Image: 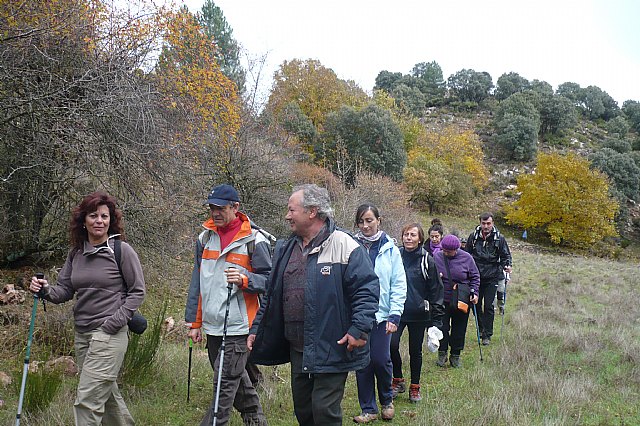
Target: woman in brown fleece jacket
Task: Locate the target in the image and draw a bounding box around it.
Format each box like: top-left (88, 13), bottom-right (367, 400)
top-left (30, 191), bottom-right (145, 426)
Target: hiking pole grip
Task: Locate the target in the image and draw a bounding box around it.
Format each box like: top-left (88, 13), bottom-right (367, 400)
top-left (35, 272), bottom-right (44, 290)
top-left (34, 273), bottom-right (47, 311)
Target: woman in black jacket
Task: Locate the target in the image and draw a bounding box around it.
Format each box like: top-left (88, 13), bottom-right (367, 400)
top-left (390, 222), bottom-right (444, 403)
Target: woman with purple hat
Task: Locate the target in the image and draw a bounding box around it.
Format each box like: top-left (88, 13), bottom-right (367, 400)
top-left (433, 234), bottom-right (480, 368)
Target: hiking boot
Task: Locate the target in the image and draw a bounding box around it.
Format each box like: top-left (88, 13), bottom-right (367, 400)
top-left (450, 354), bottom-right (461, 368)
top-left (391, 378), bottom-right (405, 398)
top-left (353, 412), bottom-right (378, 423)
top-left (409, 384), bottom-right (422, 402)
top-left (436, 351), bottom-right (448, 367)
top-left (381, 403), bottom-right (394, 420)
top-left (481, 337), bottom-right (491, 346)
top-left (242, 413), bottom-right (267, 426)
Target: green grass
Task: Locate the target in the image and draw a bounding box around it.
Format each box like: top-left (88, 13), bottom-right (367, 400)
top-left (12, 367), bottom-right (63, 416)
top-left (121, 302), bottom-right (167, 388)
top-left (1, 249), bottom-right (638, 425)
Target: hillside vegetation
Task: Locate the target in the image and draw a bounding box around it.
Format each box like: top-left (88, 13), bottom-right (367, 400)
top-left (2, 0), bottom-right (640, 270)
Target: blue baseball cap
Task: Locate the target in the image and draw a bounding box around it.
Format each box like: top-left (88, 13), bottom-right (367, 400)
top-left (204, 184), bottom-right (240, 206)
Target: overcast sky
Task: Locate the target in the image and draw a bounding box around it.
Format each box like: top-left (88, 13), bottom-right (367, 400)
top-left (180, 0), bottom-right (639, 106)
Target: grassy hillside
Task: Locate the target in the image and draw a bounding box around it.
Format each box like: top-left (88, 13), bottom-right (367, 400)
top-left (1, 246), bottom-right (638, 425)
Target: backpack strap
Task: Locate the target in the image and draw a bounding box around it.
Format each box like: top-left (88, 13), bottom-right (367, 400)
top-left (199, 230), bottom-right (212, 259)
top-left (250, 223), bottom-right (276, 257)
top-left (443, 255), bottom-right (454, 289)
top-left (199, 229), bottom-right (211, 247)
top-left (247, 239), bottom-right (255, 258)
top-left (114, 238), bottom-right (127, 293)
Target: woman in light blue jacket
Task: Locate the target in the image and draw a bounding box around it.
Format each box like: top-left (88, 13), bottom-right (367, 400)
top-left (352, 204), bottom-right (407, 424)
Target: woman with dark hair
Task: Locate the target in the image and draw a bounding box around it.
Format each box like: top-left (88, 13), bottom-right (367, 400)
top-left (426, 221), bottom-right (444, 256)
top-left (390, 222), bottom-right (444, 403)
top-left (352, 204), bottom-right (406, 423)
top-left (30, 191), bottom-right (145, 426)
top-left (433, 234), bottom-right (480, 368)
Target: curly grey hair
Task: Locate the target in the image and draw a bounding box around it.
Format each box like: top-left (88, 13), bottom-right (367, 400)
top-left (292, 184), bottom-right (334, 220)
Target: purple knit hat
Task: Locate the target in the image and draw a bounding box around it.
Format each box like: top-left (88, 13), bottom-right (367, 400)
top-left (441, 234), bottom-right (461, 251)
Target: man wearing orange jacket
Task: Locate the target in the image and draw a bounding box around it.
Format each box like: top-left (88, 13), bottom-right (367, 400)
top-left (185, 184), bottom-right (270, 426)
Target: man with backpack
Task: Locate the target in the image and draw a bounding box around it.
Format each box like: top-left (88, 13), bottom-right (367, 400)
top-left (185, 184), bottom-right (270, 426)
top-left (465, 213), bottom-right (512, 346)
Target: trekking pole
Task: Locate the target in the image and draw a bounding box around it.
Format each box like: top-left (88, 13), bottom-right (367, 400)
top-left (471, 303), bottom-right (483, 362)
top-left (187, 338), bottom-right (193, 403)
top-left (16, 273), bottom-right (44, 426)
top-left (212, 281), bottom-right (234, 426)
top-left (500, 272), bottom-right (510, 341)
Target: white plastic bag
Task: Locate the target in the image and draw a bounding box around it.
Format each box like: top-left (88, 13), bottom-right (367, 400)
top-left (426, 326), bottom-right (443, 353)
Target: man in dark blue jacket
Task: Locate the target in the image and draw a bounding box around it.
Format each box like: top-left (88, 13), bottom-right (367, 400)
top-left (465, 212), bottom-right (512, 346)
top-left (248, 184), bottom-right (379, 425)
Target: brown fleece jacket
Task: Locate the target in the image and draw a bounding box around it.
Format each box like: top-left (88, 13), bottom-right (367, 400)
top-left (43, 236), bottom-right (145, 334)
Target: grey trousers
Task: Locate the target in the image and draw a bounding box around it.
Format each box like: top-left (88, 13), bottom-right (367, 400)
top-left (201, 334), bottom-right (266, 426)
top-left (290, 349), bottom-right (348, 426)
top-left (74, 327), bottom-right (134, 426)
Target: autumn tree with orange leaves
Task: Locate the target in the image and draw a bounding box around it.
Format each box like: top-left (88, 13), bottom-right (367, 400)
top-left (0, 0), bottom-right (172, 261)
top-left (0, 0), bottom-right (247, 263)
top-left (156, 8), bottom-right (239, 139)
top-left (267, 59), bottom-right (368, 131)
top-left (264, 59), bottom-right (369, 162)
top-left (506, 152), bottom-right (618, 247)
top-left (404, 126), bottom-right (489, 213)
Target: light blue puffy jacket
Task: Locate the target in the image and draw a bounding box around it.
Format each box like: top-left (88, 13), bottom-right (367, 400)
top-left (371, 234), bottom-right (407, 324)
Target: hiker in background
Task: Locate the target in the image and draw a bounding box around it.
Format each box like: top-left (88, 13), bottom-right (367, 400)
top-left (426, 219), bottom-right (445, 256)
top-left (30, 191), bottom-right (144, 426)
top-left (464, 212), bottom-right (512, 346)
top-left (352, 204), bottom-right (406, 423)
top-left (434, 234), bottom-right (479, 368)
top-left (185, 184), bottom-right (269, 426)
top-left (390, 222), bottom-right (445, 402)
top-left (248, 184), bottom-right (379, 426)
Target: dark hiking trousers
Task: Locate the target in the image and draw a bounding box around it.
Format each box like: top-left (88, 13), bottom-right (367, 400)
top-left (356, 321), bottom-right (393, 413)
top-left (439, 302), bottom-right (470, 356)
top-left (201, 334), bottom-right (266, 426)
top-left (390, 321), bottom-right (426, 384)
top-left (477, 279), bottom-right (499, 339)
top-left (290, 349), bottom-right (348, 426)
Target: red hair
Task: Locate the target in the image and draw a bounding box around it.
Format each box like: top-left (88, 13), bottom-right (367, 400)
top-left (70, 191), bottom-right (124, 249)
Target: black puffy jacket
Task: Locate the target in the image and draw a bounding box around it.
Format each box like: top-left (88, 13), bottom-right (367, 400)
top-left (465, 226), bottom-right (512, 281)
top-left (399, 247), bottom-right (444, 329)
